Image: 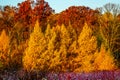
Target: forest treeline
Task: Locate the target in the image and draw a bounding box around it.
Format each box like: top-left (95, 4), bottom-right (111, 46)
top-left (0, 0), bottom-right (120, 73)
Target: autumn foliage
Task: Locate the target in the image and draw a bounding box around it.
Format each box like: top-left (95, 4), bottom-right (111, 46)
top-left (0, 0), bottom-right (120, 75)
top-left (0, 30), bottom-right (10, 69)
top-left (23, 21), bottom-right (116, 72)
top-left (94, 44), bottom-right (116, 70)
top-left (47, 6), bottom-right (99, 32)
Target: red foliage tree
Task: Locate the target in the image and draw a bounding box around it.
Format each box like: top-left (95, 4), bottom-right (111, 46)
top-left (56, 6), bottom-right (99, 32)
top-left (33, 0), bottom-right (54, 29)
top-left (0, 5), bottom-right (15, 32)
top-left (14, 0), bottom-right (33, 26)
top-left (14, 0), bottom-right (54, 31)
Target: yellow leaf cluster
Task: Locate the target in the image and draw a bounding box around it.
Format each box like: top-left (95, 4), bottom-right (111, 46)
top-left (94, 44), bottom-right (116, 71)
top-left (0, 30), bottom-right (9, 52)
top-left (23, 20), bottom-right (47, 71)
top-left (0, 30), bottom-right (10, 69)
top-left (73, 23), bottom-right (97, 72)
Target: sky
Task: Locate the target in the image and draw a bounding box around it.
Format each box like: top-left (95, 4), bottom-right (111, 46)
top-left (0, 0), bottom-right (120, 13)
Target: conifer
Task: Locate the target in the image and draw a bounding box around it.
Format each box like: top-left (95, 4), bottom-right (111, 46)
top-left (23, 20), bottom-right (47, 71)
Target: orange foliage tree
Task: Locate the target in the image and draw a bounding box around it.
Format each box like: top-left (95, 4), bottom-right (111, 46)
top-left (0, 5), bottom-right (15, 32)
top-left (33, 0), bottom-right (54, 31)
top-left (14, 0), bottom-right (32, 26)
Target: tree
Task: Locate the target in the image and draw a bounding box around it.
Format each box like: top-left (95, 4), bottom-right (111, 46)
top-left (0, 28), bottom-right (25, 70)
top-left (23, 20), bottom-right (47, 71)
top-left (56, 6), bottom-right (99, 33)
top-left (73, 23), bottom-right (97, 72)
top-left (0, 30), bottom-right (10, 69)
top-left (0, 5), bottom-right (15, 32)
top-left (94, 44), bottom-right (116, 70)
top-left (33, 0), bottom-right (54, 30)
top-left (45, 24), bottom-right (72, 72)
top-left (67, 24), bottom-right (78, 71)
top-left (97, 3), bottom-right (120, 17)
top-left (46, 26), bottom-right (61, 72)
top-left (8, 22), bottom-right (26, 70)
top-left (97, 3), bottom-right (120, 66)
top-left (14, 0), bottom-right (32, 25)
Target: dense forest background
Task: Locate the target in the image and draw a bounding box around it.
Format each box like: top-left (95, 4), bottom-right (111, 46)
top-left (0, 0), bottom-right (120, 73)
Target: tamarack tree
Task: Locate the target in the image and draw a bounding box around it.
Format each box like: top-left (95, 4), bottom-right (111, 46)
top-left (71, 23), bottom-right (97, 72)
top-left (23, 21), bottom-right (116, 72)
top-left (23, 20), bottom-right (47, 71)
top-left (94, 44), bottom-right (116, 71)
top-left (0, 29), bottom-right (25, 70)
top-left (0, 30), bottom-right (10, 69)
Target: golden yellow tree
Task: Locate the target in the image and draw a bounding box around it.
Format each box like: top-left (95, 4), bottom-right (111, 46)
top-left (67, 23), bottom-right (77, 41)
top-left (94, 44), bottom-right (117, 70)
top-left (45, 24), bottom-right (74, 72)
top-left (48, 24), bottom-right (72, 72)
top-left (74, 23), bottom-right (97, 72)
top-left (66, 23), bottom-right (79, 72)
top-left (43, 25), bottom-right (60, 72)
top-left (0, 29), bottom-right (10, 69)
top-left (0, 30), bottom-right (9, 51)
top-left (23, 20), bottom-right (47, 71)
top-left (48, 27), bottom-right (61, 72)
